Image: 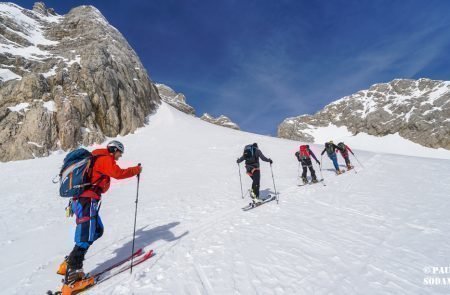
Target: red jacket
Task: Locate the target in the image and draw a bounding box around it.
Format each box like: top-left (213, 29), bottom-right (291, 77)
top-left (80, 148), bottom-right (140, 200)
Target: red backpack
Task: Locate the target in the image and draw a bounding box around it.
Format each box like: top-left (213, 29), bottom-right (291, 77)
top-left (299, 145), bottom-right (310, 158)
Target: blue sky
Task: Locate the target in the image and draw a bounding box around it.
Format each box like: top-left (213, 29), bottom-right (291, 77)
top-left (17, 0), bottom-right (450, 134)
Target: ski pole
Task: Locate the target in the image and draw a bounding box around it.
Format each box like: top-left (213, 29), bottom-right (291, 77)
top-left (319, 155), bottom-right (324, 180)
top-left (317, 156), bottom-right (327, 186)
top-left (238, 163), bottom-right (244, 199)
top-left (297, 162), bottom-right (300, 179)
top-left (130, 163), bottom-right (141, 274)
top-left (352, 153), bottom-right (364, 168)
top-left (270, 163), bottom-right (279, 204)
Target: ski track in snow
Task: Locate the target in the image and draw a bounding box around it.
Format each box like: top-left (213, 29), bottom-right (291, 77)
top-left (0, 102), bottom-right (450, 294)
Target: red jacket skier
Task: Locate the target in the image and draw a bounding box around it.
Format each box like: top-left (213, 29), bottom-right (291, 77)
top-left (337, 142), bottom-right (354, 169)
top-left (58, 140), bottom-right (141, 291)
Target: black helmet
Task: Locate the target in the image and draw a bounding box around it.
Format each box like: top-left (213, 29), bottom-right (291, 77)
top-left (252, 142), bottom-right (258, 148)
top-left (107, 140), bottom-right (124, 153)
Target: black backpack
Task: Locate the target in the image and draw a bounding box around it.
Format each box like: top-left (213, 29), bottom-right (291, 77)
top-left (337, 142), bottom-right (346, 152)
top-left (325, 142), bottom-right (334, 154)
top-left (243, 144), bottom-right (256, 161)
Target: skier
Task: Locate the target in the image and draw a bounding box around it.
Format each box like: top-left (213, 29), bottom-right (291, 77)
top-left (57, 141), bottom-right (142, 291)
top-left (237, 143), bottom-right (272, 202)
top-left (337, 142), bottom-right (354, 170)
top-left (321, 140), bottom-right (343, 174)
top-left (295, 144), bottom-right (320, 184)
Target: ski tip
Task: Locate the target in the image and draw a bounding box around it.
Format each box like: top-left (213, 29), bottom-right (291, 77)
top-left (145, 249), bottom-right (155, 258)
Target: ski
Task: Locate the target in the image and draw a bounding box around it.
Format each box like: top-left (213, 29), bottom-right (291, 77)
top-left (95, 250), bottom-right (154, 284)
top-left (242, 195), bottom-right (276, 211)
top-left (91, 247), bottom-right (144, 277)
top-left (47, 248), bottom-right (152, 295)
top-left (298, 179), bottom-right (325, 186)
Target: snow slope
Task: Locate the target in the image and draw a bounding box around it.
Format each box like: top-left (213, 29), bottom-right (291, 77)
top-left (304, 124), bottom-right (450, 160)
top-left (0, 103), bottom-right (449, 294)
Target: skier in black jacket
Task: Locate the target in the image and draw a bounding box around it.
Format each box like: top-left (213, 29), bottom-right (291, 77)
top-left (295, 145), bottom-right (320, 184)
top-left (237, 143), bottom-right (272, 202)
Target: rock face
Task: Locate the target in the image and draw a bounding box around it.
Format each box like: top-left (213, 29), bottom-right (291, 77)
top-left (0, 2), bottom-right (160, 161)
top-left (155, 83), bottom-right (240, 130)
top-left (155, 83), bottom-right (195, 115)
top-left (278, 78), bottom-right (450, 150)
top-left (201, 113), bottom-right (240, 130)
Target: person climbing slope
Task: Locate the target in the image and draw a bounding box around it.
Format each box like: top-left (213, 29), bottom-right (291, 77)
top-left (237, 143), bottom-right (273, 203)
top-left (57, 140), bottom-right (142, 293)
top-left (337, 142), bottom-right (354, 170)
top-left (321, 140), bottom-right (343, 174)
top-left (295, 144), bottom-right (320, 184)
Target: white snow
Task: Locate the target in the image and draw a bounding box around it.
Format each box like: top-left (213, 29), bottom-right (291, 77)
top-left (65, 55), bottom-right (81, 67)
top-left (0, 3), bottom-right (60, 60)
top-left (42, 65), bottom-right (57, 78)
top-left (43, 100), bottom-right (56, 112)
top-left (0, 102), bottom-right (449, 295)
top-left (27, 141), bottom-right (43, 148)
top-left (0, 68), bottom-right (21, 82)
top-left (303, 123), bottom-right (450, 159)
top-left (7, 102), bottom-right (30, 112)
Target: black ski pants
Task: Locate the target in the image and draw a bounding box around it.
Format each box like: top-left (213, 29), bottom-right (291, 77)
top-left (246, 167), bottom-right (261, 198)
top-left (301, 158), bottom-right (317, 180)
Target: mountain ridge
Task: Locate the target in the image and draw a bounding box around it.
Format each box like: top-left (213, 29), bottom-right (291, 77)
top-left (278, 78), bottom-right (450, 150)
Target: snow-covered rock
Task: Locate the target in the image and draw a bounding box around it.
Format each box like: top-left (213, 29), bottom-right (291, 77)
top-left (156, 82), bottom-right (240, 130)
top-left (278, 78), bottom-right (450, 150)
top-left (0, 2), bottom-right (160, 161)
top-left (201, 113), bottom-right (240, 130)
top-left (155, 83), bottom-right (195, 115)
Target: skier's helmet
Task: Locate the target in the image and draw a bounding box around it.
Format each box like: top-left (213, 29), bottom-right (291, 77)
top-left (253, 142), bottom-right (258, 148)
top-left (107, 140), bottom-right (125, 154)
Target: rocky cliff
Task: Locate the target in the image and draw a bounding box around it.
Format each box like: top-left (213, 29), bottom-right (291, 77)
top-left (155, 83), bottom-right (195, 115)
top-left (155, 83), bottom-right (240, 130)
top-left (278, 78), bottom-right (450, 150)
top-left (200, 113), bottom-right (240, 130)
top-left (0, 2), bottom-right (160, 161)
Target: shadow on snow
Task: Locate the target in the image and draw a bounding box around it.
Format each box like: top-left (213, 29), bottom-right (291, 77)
top-left (90, 221), bottom-right (188, 274)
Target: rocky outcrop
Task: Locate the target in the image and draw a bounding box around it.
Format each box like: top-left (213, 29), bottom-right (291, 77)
top-left (155, 83), bottom-right (195, 115)
top-left (278, 78), bottom-right (450, 150)
top-left (0, 2), bottom-right (160, 161)
top-left (155, 83), bottom-right (240, 130)
top-left (201, 113), bottom-right (240, 130)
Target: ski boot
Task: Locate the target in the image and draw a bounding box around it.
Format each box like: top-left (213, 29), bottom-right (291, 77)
top-left (250, 190), bottom-right (261, 204)
top-left (57, 257), bottom-right (68, 276)
top-left (311, 178), bottom-right (318, 184)
top-left (347, 165), bottom-right (353, 170)
top-left (61, 277), bottom-right (94, 295)
top-left (336, 169), bottom-right (342, 175)
top-left (302, 177), bottom-right (308, 185)
top-left (61, 268), bottom-right (93, 295)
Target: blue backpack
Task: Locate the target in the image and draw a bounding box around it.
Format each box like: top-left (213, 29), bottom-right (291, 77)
top-left (59, 148), bottom-right (96, 198)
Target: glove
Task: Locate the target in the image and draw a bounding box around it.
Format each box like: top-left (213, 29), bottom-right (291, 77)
top-left (236, 158), bottom-right (240, 164)
top-left (316, 160), bottom-right (320, 165)
top-left (269, 159), bottom-right (273, 164)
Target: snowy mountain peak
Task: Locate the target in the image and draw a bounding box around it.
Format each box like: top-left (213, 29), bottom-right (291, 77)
top-left (155, 83), bottom-right (196, 115)
top-left (32, 2), bottom-right (57, 16)
top-left (0, 2), bottom-right (160, 161)
top-left (155, 83), bottom-right (240, 130)
top-left (201, 113), bottom-right (240, 130)
top-left (278, 78), bottom-right (450, 155)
